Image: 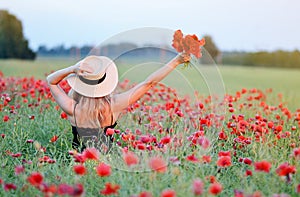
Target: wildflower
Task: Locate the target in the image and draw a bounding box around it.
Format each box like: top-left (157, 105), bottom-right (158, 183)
top-left (83, 147), bottom-right (99, 160)
top-left (96, 163), bottom-right (111, 177)
top-left (26, 139), bottom-right (34, 143)
top-left (292, 147), bottom-right (300, 159)
top-left (160, 136), bottom-right (171, 144)
top-left (234, 190), bottom-right (244, 197)
top-left (11, 152), bottom-right (22, 158)
top-left (100, 182), bottom-right (120, 195)
top-left (149, 156), bottom-right (167, 173)
top-left (198, 136), bottom-right (210, 149)
top-left (50, 135), bottom-right (59, 143)
top-left (27, 172), bottom-right (43, 186)
top-left (186, 154), bottom-right (199, 163)
top-left (73, 183), bottom-right (84, 196)
top-left (209, 182), bottom-right (223, 195)
top-left (4, 183), bottom-right (17, 191)
top-left (60, 112), bottom-right (68, 119)
top-left (139, 191), bottom-right (153, 197)
top-left (254, 160), bottom-right (272, 173)
top-left (192, 178), bottom-right (204, 196)
top-left (243, 158), bottom-right (252, 165)
top-left (202, 155), bottom-right (212, 163)
top-left (73, 165), bottom-right (87, 175)
top-left (217, 156), bottom-right (232, 168)
top-left (14, 165), bottom-right (25, 175)
top-left (123, 151), bottom-right (139, 166)
top-left (161, 188), bottom-right (176, 197)
top-left (3, 115), bottom-right (9, 122)
top-left (245, 169), bottom-right (253, 176)
top-left (276, 162), bottom-right (296, 177)
top-left (218, 151), bottom-right (231, 157)
top-left (73, 153), bottom-right (86, 163)
top-left (296, 184), bottom-right (300, 193)
top-left (57, 183), bottom-right (74, 195)
top-left (172, 30), bottom-right (184, 52)
top-left (106, 128), bottom-right (115, 135)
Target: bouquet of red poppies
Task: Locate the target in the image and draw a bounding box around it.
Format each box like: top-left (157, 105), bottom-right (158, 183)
top-left (172, 30), bottom-right (205, 68)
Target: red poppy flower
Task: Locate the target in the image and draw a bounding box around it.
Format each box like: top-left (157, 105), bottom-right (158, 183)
top-left (296, 184), bottom-right (300, 193)
top-left (73, 153), bottom-right (87, 163)
top-left (243, 158), bottom-right (252, 165)
top-left (161, 188), bottom-right (176, 197)
top-left (3, 115), bottom-right (9, 122)
top-left (11, 152), bottom-right (22, 158)
top-left (202, 155), bottom-right (212, 163)
top-left (186, 154), bottom-right (199, 163)
top-left (27, 172), bottom-right (43, 186)
top-left (50, 135), bottom-right (59, 143)
top-left (100, 182), bottom-right (120, 196)
top-left (245, 169), bottom-right (253, 176)
top-left (73, 165), bottom-right (87, 175)
top-left (254, 160), bottom-right (272, 173)
top-left (60, 112), bottom-right (68, 119)
top-left (218, 151), bottom-right (231, 157)
top-left (106, 128), bottom-right (115, 135)
top-left (149, 156), bottom-right (167, 173)
top-left (276, 162), bottom-right (296, 176)
top-left (209, 182), bottom-right (223, 195)
top-left (172, 30), bottom-right (184, 53)
top-left (217, 156), bottom-right (232, 168)
top-left (96, 162), bottom-right (111, 177)
top-left (83, 147), bottom-right (99, 160)
top-left (160, 136), bottom-right (171, 144)
top-left (192, 178), bottom-right (204, 196)
top-left (123, 151), bottom-right (139, 166)
top-left (57, 183), bottom-right (74, 195)
top-left (4, 183), bottom-right (17, 191)
top-left (73, 183), bottom-right (84, 196)
top-left (293, 147), bottom-right (300, 159)
top-left (139, 191), bottom-right (153, 197)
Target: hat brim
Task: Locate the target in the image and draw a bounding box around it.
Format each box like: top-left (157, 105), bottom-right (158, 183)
top-left (66, 61), bottom-right (118, 97)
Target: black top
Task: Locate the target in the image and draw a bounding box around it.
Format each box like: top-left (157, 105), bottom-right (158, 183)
top-left (71, 103), bottom-right (117, 152)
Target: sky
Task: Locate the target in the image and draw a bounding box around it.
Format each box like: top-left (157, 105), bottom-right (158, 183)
top-left (1, 0), bottom-right (300, 51)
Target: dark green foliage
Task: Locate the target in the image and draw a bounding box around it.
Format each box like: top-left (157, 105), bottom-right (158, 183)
top-left (222, 50), bottom-right (300, 68)
top-left (201, 35), bottom-right (221, 64)
top-left (0, 10), bottom-right (36, 59)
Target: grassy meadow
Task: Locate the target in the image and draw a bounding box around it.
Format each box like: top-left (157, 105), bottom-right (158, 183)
top-left (1, 57), bottom-right (300, 110)
top-left (1, 57), bottom-right (300, 196)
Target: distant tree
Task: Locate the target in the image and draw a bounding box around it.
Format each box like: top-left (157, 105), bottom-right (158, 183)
top-left (0, 10), bottom-right (35, 59)
top-left (201, 35), bottom-right (220, 64)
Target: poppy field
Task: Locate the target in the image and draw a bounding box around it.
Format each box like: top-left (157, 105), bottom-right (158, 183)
top-left (0, 64), bottom-right (300, 197)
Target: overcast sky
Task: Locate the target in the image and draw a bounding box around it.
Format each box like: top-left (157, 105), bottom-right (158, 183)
top-left (1, 0), bottom-right (299, 51)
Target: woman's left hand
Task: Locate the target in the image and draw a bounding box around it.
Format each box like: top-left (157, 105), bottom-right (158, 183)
top-left (176, 53), bottom-right (191, 64)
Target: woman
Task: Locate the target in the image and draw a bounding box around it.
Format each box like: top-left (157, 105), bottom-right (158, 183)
top-left (47, 53), bottom-right (190, 153)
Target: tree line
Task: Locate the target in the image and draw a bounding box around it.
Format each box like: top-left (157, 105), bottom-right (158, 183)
top-left (222, 50), bottom-right (300, 68)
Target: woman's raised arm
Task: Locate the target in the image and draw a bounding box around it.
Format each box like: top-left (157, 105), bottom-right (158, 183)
top-left (46, 65), bottom-right (78, 115)
top-left (112, 53), bottom-right (190, 112)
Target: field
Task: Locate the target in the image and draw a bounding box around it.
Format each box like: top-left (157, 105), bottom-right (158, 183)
top-left (1, 58), bottom-right (300, 196)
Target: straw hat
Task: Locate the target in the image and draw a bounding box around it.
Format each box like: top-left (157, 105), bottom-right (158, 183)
top-left (66, 56), bottom-right (118, 97)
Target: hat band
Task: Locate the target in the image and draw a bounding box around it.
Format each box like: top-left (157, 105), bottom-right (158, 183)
top-left (79, 73), bottom-right (106, 85)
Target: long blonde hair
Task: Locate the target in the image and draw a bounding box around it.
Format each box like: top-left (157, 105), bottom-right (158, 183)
top-left (68, 89), bottom-right (112, 127)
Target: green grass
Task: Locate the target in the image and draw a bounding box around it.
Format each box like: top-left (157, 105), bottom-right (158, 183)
top-left (1, 57), bottom-right (300, 196)
top-left (1, 57), bottom-right (299, 110)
